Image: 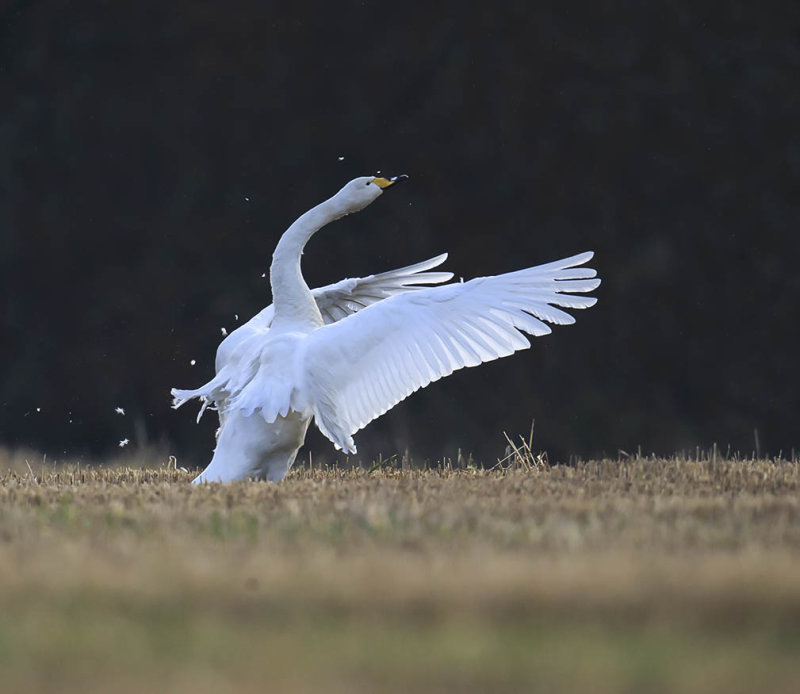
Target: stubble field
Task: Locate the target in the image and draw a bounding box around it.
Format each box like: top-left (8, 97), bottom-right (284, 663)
top-left (1, 449), bottom-right (799, 693)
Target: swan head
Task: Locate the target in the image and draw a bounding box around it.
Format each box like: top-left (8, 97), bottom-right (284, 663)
top-left (333, 175), bottom-right (408, 215)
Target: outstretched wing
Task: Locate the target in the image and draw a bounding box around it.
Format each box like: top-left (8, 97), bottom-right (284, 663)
top-left (301, 252), bottom-right (600, 453)
top-left (314, 253), bottom-right (453, 323)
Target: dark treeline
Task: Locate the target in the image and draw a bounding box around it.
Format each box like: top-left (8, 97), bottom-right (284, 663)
top-left (1, 2), bottom-right (798, 465)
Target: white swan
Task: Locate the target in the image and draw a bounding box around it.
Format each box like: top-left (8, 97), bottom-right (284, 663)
top-left (172, 175), bottom-right (601, 483)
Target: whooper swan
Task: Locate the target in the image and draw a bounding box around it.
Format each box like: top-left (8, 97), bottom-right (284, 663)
top-left (172, 176), bottom-right (600, 483)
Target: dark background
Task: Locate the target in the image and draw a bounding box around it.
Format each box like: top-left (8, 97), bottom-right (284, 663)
top-left (2, 1), bottom-right (798, 467)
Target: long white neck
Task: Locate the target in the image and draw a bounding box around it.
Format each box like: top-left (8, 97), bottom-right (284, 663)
top-left (270, 195), bottom-right (349, 328)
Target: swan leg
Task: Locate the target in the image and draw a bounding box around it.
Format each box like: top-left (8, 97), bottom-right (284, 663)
top-left (192, 409), bottom-right (310, 483)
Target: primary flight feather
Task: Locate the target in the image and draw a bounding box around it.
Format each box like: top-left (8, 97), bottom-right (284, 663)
top-left (172, 175), bottom-right (600, 483)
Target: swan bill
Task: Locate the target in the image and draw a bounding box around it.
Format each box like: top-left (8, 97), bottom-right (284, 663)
top-left (371, 175), bottom-right (408, 189)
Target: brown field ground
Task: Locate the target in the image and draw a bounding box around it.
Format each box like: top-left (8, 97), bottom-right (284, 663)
top-left (1, 448), bottom-right (799, 693)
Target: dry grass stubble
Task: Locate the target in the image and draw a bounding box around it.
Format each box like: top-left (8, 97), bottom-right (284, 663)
top-left (0, 453), bottom-right (799, 693)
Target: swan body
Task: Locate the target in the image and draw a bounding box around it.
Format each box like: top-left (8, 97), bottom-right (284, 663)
top-left (173, 175), bottom-right (601, 483)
